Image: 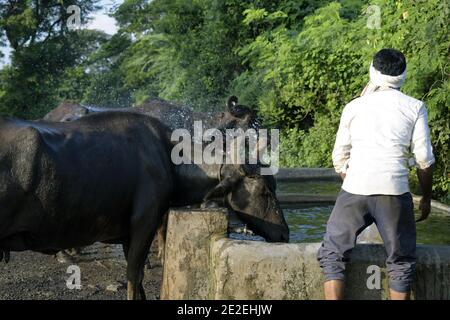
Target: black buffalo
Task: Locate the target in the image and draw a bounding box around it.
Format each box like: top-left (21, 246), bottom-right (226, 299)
top-left (0, 111), bottom-right (288, 299)
top-left (44, 96), bottom-right (261, 133)
top-left (45, 97), bottom-right (266, 264)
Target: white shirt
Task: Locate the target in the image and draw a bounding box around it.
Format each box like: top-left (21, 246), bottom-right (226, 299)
top-left (333, 89), bottom-right (435, 195)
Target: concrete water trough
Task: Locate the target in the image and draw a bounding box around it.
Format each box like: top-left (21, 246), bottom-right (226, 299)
top-left (160, 168), bottom-right (450, 300)
top-left (160, 208), bottom-right (450, 300)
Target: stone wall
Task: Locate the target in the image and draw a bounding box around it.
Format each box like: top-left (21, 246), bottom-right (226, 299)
top-left (161, 208), bottom-right (450, 300)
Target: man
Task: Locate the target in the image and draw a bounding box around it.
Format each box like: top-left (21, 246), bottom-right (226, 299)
top-left (317, 48), bottom-right (435, 300)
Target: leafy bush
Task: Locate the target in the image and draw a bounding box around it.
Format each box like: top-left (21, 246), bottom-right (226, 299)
top-left (237, 0), bottom-right (449, 203)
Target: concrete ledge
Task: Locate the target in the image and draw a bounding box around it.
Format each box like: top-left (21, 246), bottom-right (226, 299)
top-left (412, 195), bottom-right (450, 214)
top-left (161, 208), bottom-right (450, 300)
top-left (211, 240), bottom-right (324, 300)
top-left (276, 168), bottom-right (340, 182)
top-left (277, 193), bottom-right (336, 205)
top-left (275, 168), bottom-right (449, 214)
top-left (277, 192), bottom-right (450, 214)
top-left (211, 240), bottom-right (450, 300)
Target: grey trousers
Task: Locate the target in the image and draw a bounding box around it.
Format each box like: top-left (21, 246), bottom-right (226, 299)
top-left (317, 189), bottom-right (416, 293)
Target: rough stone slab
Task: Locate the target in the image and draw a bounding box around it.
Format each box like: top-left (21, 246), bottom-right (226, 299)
top-left (414, 245), bottom-right (450, 299)
top-left (160, 208), bottom-right (228, 300)
top-left (210, 240), bottom-right (325, 300)
top-left (161, 207), bottom-right (450, 300)
top-left (210, 240), bottom-right (450, 300)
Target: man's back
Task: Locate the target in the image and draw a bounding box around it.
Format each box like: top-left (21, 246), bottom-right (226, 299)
top-left (333, 89), bottom-right (434, 195)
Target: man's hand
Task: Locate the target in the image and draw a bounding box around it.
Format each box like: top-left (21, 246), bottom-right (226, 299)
top-left (416, 197), bottom-right (431, 222)
top-left (416, 165), bottom-right (433, 222)
top-left (340, 172), bottom-right (346, 181)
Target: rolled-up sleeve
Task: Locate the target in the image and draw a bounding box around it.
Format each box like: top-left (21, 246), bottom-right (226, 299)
top-left (411, 104), bottom-right (435, 169)
top-left (332, 107), bottom-right (352, 173)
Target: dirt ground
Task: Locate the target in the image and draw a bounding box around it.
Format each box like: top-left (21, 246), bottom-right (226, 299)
top-left (0, 242), bottom-right (162, 300)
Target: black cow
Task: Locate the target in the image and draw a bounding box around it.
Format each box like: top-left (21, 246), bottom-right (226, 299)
top-left (45, 96), bottom-right (265, 265)
top-left (0, 112), bottom-right (288, 299)
top-left (44, 96), bottom-right (261, 133)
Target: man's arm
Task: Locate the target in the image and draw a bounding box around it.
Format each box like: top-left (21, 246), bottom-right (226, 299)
top-left (332, 108), bottom-right (351, 181)
top-left (416, 166), bottom-right (433, 222)
top-left (411, 104), bottom-right (435, 222)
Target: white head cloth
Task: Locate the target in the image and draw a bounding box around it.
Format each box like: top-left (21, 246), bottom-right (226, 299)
top-left (361, 62), bottom-right (407, 96)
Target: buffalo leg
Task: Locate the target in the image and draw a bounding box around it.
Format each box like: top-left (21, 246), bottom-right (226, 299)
top-left (145, 211), bottom-right (168, 270)
top-left (122, 240), bottom-right (129, 258)
top-left (126, 230), bottom-right (156, 300)
top-left (156, 212), bottom-right (168, 266)
top-left (123, 240), bottom-right (146, 300)
top-left (126, 200), bottom-right (162, 300)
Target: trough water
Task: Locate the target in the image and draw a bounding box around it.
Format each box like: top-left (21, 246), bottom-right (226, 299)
top-left (230, 181), bottom-right (450, 245)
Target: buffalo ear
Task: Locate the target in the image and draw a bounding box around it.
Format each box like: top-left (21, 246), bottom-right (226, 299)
top-left (202, 174), bottom-right (241, 203)
top-left (227, 96), bottom-right (238, 111)
top-left (241, 164), bottom-right (260, 176)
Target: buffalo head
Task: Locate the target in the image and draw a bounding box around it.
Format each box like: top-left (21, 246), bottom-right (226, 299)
top-left (202, 164), bottom-right (289, 243)
top-left (216, 96), bottom-right (261, 132)
top-left (43, 102), bottom-right (90, 122)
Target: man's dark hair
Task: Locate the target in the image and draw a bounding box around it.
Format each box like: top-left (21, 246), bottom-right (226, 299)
top-left (373, 48), bottom-right (406, 76)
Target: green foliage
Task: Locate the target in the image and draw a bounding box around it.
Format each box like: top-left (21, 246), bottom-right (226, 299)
top-left (0, 0), bottom-right (102, 117)
top-left (117, 0), bottom-right (255, 110)
top-left (0, 0), bottom-right (448, 202)
top-left (236, 0), bottom-right (449, 203)
top-left (280, 114), bottom-right (339, 168)
top-left (77, 33), bottom-right (133, 107)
